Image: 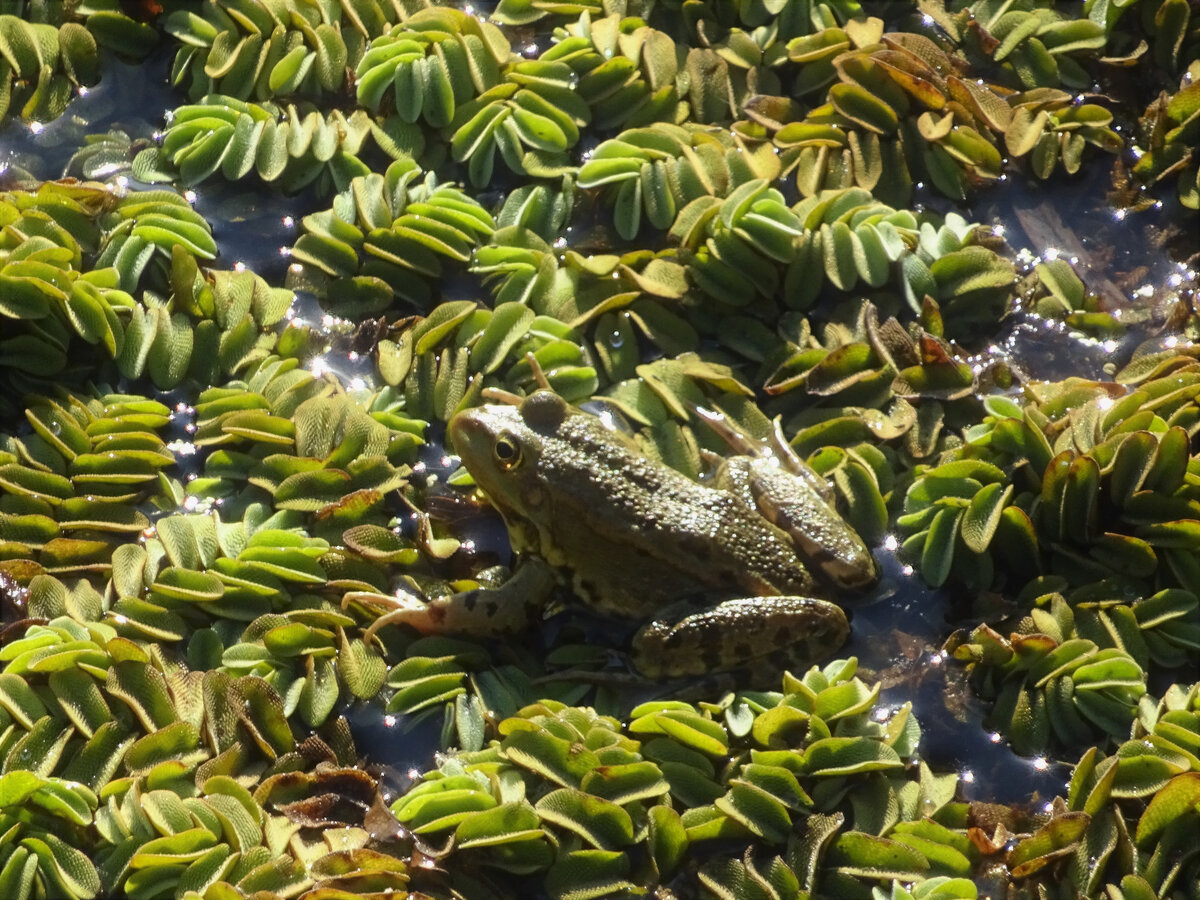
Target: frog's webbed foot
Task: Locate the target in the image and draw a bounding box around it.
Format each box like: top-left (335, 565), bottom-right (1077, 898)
top-left (630, 596), bottom-right (849, 679)
top-left (362, 559), bottom-right (556, 644)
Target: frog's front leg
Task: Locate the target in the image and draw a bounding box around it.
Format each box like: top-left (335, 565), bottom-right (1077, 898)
top-left (363, 558), bottom-right (557, 643)
top-left (631, 596), bottom-right (849, 678)
top-left (720, 456), bottom-right (876, 590)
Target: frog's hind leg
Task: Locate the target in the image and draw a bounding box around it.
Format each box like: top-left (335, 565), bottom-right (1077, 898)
top-left (362, 559), bottom-right (556, 645)
top-left (630, 596), bottom-right (849, 679)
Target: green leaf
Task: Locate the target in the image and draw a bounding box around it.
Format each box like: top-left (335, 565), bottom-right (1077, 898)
top-left (535, 788), bottom-right (635, 850)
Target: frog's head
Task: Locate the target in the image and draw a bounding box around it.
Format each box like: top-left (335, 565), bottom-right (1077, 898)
top-left (448, 391), bottom-right (572, 543)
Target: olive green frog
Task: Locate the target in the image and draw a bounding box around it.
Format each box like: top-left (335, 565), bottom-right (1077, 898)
top-left (380, 391), bottom-right (876, 678)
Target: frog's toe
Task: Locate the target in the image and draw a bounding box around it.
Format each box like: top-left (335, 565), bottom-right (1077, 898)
top-left (631, 597), bottom-right (849, 679)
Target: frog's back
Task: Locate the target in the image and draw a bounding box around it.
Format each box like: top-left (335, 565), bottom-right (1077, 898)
top-left (517, 413), bottom-right (820, 615)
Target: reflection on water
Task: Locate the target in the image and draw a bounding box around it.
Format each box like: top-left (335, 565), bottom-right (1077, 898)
top-left (983, 164), bottom-right (1199, 382)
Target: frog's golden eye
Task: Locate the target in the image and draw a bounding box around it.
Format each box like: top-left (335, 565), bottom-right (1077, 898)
top-left (493, 432), bottom-right (523, 470)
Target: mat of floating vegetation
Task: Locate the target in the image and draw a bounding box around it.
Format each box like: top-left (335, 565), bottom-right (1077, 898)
top-left (0, 0), bottom-right (1198, 898)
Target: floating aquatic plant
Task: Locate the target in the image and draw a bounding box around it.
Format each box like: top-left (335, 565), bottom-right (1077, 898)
top-left (1131, 60), bottom-right (1200, 211)
top-left (388, 659), bottom-right (968, 898)
top-left (0, 0), bottom-right (1197, 897)
top-left (0, 182), bottom-right (228, 412)
top-left (289, 157), bottom-right (496, 312)
top-left (0, 0), bottom-right (156, 123)
top-left (135, 93), bottom-right (425, 192)
top-left (354, 9), bottom-right (511, 128)
top-left (162, 0), bottom-right (386, 104)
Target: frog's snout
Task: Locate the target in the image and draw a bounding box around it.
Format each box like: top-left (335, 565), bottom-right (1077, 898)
top-left (448, 408), bottom-right (493, 455)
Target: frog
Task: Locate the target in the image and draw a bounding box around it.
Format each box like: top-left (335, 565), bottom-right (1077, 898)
top-left (374, 390), bottom-right (876, 678)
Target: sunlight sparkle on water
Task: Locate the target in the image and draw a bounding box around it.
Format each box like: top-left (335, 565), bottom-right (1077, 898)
top-left (884, 534), bottom-right (899, 552)
top-left (1034, 757), bottom-right (1049, 771)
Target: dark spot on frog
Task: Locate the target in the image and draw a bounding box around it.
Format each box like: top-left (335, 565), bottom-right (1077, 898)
top-left (661, 629), bottom-right (686, 649)
top-left (678, 534), bottom-right (711, 561)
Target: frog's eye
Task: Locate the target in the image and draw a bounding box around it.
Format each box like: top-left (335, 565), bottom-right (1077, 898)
top-left (493, 433), bottom-right (523, 470)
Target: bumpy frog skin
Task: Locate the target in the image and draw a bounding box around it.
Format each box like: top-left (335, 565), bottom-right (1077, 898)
top-left (390, 391), bottom-right (876, 678)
